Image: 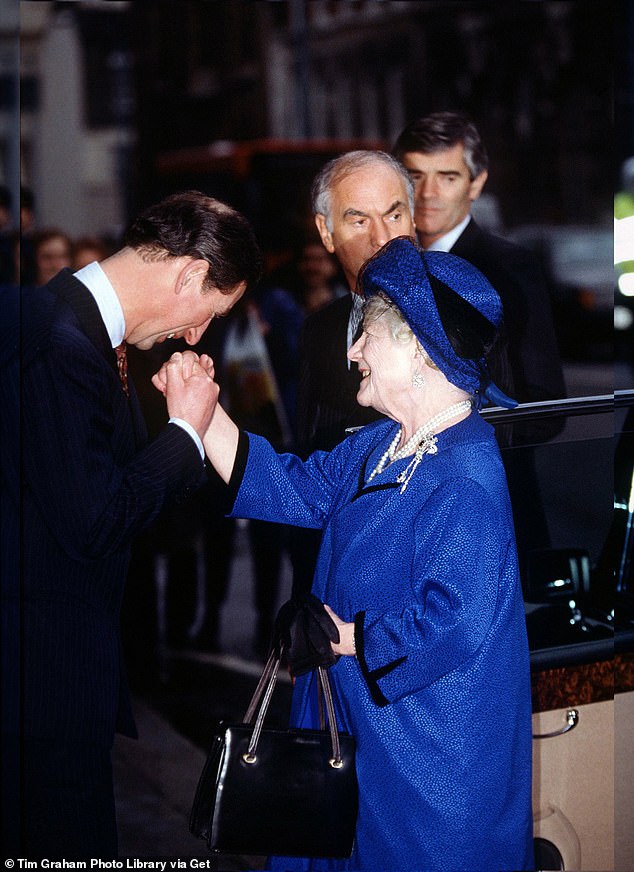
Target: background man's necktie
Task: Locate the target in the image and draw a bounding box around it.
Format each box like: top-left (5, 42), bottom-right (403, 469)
top-left (348, 294), bottom-right (364, 345)
top-left (347, 293), bottom-right (364, 369)
top-left (115, 342), bottom-right (129, 396)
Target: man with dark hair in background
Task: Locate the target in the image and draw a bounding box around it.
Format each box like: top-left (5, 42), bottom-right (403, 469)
top-left (394, 112), bottom-right (565, 583)
top-left (393, 111), bottom-right (565, 407)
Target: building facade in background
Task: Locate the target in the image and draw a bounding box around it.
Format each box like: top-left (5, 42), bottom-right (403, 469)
top-left (2, 0), bottom-right (615, 241)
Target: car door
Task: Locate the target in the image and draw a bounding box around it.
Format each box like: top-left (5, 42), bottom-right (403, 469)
top-left (483, 391), bottom-right (633, 871)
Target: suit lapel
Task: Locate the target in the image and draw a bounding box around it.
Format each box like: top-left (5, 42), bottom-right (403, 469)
top-left (48, 270), bottom-right (148, 446)
top-left (48, 269), bottom-right (119, 376)
top-left (449, 217), bottom-right (481, 259)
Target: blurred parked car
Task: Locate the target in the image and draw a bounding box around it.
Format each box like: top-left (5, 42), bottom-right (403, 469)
top-left (509, 225), bottom-right (615, 362)
top-left (482, 390), bottom-right (633, 871)
top-left (614, 214), bottom-right (634, 369)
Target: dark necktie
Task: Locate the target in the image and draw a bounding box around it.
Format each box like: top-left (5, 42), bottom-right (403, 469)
top-left (115, 342), bottom-right (129, 396)
top-left (348, 294), bottom-right (364, 345)
top-left (347, 294), bottom-right (364, 369)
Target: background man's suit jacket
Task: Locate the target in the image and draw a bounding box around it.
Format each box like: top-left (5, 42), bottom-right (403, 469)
top-left (3, 270), bottom-right (204, 746)
top-left (451, 218), bottom-right (566, 404)
top-left (295, 294), bottom-right (381, 456)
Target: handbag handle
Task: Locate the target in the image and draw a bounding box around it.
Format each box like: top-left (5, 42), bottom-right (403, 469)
top-left (242, 649), bottom-right (344, 769)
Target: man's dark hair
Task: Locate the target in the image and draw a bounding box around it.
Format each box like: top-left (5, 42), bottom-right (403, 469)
top-left (393, 112), bottom-right (488, 181)
top-left (124, 190), bottom-right (263, 294)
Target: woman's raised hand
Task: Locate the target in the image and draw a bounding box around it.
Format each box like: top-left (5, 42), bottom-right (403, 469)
top-left (152, 350), bottom-right (219, 440)
top-left (152, 350), bottom-right (215, 395)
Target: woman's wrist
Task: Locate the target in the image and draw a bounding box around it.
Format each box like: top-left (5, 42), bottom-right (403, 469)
top-left (324, 604), bottom-right (357, 657)
top-left (335, 621), bottom-right (356, 657)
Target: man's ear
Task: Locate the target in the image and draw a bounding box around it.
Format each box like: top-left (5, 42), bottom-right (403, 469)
top-left (469, 170), bottom-right (488, 202)
top-left (175, 258), bottom-right (209, 294)
top-left (315, 214), bottom-right (335, 254)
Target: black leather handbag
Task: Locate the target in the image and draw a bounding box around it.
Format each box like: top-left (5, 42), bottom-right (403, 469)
top-left (190, 650), bottom-right (358, 858)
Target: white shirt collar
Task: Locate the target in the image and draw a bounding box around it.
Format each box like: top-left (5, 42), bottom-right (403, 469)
top-left (423, 214), bottom-right (471, 252)
top-left (73, 261), bottom-right (126, 347)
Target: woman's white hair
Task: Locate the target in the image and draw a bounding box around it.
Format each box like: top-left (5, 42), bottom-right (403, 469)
top-left (362, 293), bottom-right (438, 367)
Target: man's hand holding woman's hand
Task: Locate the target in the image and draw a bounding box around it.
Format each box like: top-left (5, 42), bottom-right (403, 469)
top-left (152, 350), bottom-right (218, 440)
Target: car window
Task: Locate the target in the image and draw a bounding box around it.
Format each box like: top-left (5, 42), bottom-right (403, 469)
top-left (483, 393), bottom-right (632, 667)
top-left (509, 224), bottom-right (615, 369)
top-left (546, 227), bottom-right (614, 292)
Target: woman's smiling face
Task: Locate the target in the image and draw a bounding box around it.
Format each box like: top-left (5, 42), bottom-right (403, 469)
top-left (348, 311), bottom-right (417, 419)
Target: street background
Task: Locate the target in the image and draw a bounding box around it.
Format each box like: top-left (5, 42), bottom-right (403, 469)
top-left (2, 0), bottom-right (631, 864)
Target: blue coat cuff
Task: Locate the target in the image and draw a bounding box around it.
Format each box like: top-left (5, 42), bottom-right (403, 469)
top-left (354, 611), bottom-right (407, 707)
top-left (206, 429), bottom-right (249, 514)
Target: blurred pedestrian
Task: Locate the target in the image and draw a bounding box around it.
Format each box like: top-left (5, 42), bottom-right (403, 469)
top-left (198, 235), bottom-right (342, 657)
top-left (0, 230), bottom-right (19, 290)
top-left (29, 228), bottom-right (73, 287)
top-left (1, 190), bottom-right (262, 859)
top-left (19, 186), bottom-right (37, 285)
top-left (0, 185), bottom-right (17, 287)
top-left (296, 237), bottom-right (346, 313)
top-left (0, 184), bottom-right (12, 231)
top-left (220, 297), bottom-right (300, 655)
top-left (73, 234), bottom-right (110, 271)
top-left (123, 320), bottom-right (236, 665)
top-left (20, 185), bottom-right (36, 235)
top-left (267, 232), bottom-right (346, 317)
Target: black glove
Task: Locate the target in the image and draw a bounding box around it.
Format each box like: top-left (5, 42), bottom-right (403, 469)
top-left (273, 593), bottom-right (340, 677)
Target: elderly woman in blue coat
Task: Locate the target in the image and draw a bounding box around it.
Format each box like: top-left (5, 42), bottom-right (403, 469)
top-left (157, 236), bottom-right (534, 872)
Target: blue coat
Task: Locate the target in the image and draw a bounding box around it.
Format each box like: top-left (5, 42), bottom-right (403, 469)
top-left (231, 413), bottom-right (534, 871)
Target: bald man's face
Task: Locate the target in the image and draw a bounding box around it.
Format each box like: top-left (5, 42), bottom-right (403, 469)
top-left (315, 164), bottom-right (415, 292)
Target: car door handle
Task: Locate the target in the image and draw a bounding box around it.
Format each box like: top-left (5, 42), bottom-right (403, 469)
top-left (533, 708), bottom-right (579, 739)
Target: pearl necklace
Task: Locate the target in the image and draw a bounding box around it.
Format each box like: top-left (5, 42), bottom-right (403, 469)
top-left (367, 400), bottom-right (472, 493)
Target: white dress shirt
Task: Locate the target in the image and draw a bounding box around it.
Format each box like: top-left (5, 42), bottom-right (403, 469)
top-left (424, 214), bottom-right (471, 252)
top-left (74, 261), bottom-right (204, 460)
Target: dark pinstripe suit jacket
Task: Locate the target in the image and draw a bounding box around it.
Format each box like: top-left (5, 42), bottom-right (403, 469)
top-left (295, 294), bottom-right (381, 456)
top-left (6, 270), bottom-right (204, 745)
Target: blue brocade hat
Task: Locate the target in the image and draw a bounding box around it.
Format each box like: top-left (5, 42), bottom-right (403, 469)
top-left (357, 236), bottom-right (517, 409)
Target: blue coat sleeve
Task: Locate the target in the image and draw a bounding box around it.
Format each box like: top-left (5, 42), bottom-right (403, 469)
top-left (231, 431), bottom-right (355, 529)
top-left (354, 478), bottom-right (514, 706)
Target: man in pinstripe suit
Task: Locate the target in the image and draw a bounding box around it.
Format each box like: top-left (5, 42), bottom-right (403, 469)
top-left (1, 191), bottom-right (261, 858)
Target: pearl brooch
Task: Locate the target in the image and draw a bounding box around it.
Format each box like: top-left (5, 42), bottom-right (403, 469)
top-left (367, 400), bottom-right (472, 493)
